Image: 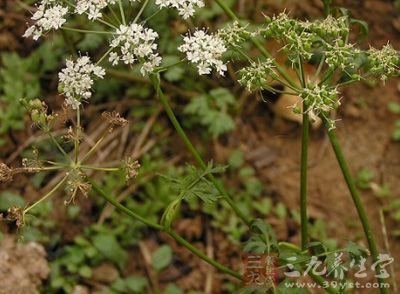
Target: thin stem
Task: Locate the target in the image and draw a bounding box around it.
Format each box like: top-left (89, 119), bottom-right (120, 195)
top-left (109, 5), bottom-right (122, 25)
top-left (92, 182), bottom-right (164, 230)
top-left (118, 0), bottom-right (126, 25)
top-left (74, 107), bottom-right (81, 164)
top-left (156, 60), bottom-right (185, 73)
top-left (62, 0), bottom-right (117, 29)
top-left (313, 55), bottom-right (326, 82)
top-left (26, 166), bottom-right (65, 171)
top-left (61, 26), bottom-right (113, 35)
top-left (298, 57), bottom-right (309, 250)
top-left (79, 134), bottom-right (106, 163)
top-left (322, 116), bottom-right (388, 294)
top-left (142, 9), bottom-right (162, 23)
top-left (134, 0), bottom-right (150, 23)
top-left (92, 182), bottom-right (242, 280)
top-left (46, 131), bottom-right (70, 161)
top-left (81, 165), bottom-right (120, 171)
top-left (150, 74), bottom-right (252, 226)
top-left (168, 230), bottom-right (242, 280)
top-left (96, 46), bottom-right (114, 66)
top-left (24, 175), bottom-right (68, 214)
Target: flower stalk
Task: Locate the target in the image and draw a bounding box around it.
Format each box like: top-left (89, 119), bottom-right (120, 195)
top-left (150, 74), bottom-right (252, 226)
top-left (91, 182), bottom-right (242, 280)
top-left (323, 117), bottom-right (388, 294)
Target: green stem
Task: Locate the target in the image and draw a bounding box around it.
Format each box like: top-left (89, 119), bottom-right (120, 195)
top-left (74, 107), bottom-right (81, 164)
top-left (118, 0), bottom-right (126, 25)
top-left (80, 135), bottom-right (105, 164)
top-left (92, 182), bottom-right (242, 280)
top-left (298, 57), bottom-right (309, 250)
top-left (150, 74), bottom-right (252, 226)
top-left (81, 166), bottom-right (120, 171)
top-left (300, 111), bottom-right (309, 250)
top-left (24, 175), bottom-right (68, 214)
top-left (142, 9), bottom-right (162, 23)
top-left (168, 230), bottom-right (242, 280)
top-left (134, 0), bottom-right (150, 23)
top-left (309, 273), bottom-right (339, 294)
top-left (322, 117), bottom-right (388, 294)
top-left (92, 182), bottom-right (163, 230)
top-left (46, 131), bottom-right (70, 161)
top-left (61, 27), bottom-right (113, 35)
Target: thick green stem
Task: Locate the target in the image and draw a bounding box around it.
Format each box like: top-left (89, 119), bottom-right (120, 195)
top-left (298, 58), bottom-right (309, 250)
top-left (91, 182), bottom-right (242, 280)
top-left (150, 74), bottom-right (252, 226)
top-left (309, 273), bottom-right (339, 294)
top-left (323, 117), bottom-right (388, 294)
top-left (300, 112), bottom-right (309, 250)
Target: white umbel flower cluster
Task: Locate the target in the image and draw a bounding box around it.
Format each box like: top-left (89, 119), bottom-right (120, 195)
top-left (178, 29), bottom-right (227, 75)
top-left (59, 56), bottom-right (105, 109)
top-left (155, 0), bottom-right (204, 19)
top-left (109, 23), bottom-right (162, 76)
top-left (75, 0), bottom-right (116, 20)
top-left (23, 1), bottom-right (68, 40)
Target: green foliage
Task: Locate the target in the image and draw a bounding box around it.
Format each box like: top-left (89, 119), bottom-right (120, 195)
top-left (228, 149), bottom-right (244, 169)
top-left (110, 276), bottom-right (148, 293)
top-left (0, 37), bottom-right (64, 136)
top-left (92, 234), bottom-right (128, 269)
top-left (356, 168), bottom-right (375, 189)
top-left (184, 88), bottom-right (236, 138)
top-left (151, 244), bottom-right (173, 271)
top-left (162, 162), bottom-right (225, 204)
top-left (0, 191), bottom-right (25, 211)
top-left (243, 219), bottom-right (278, 253)
top-left (388, 101), bottom-right (400, 141)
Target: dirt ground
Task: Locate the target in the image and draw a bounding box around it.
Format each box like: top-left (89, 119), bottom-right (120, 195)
top-left (0, 0), bottom-right (399, 293)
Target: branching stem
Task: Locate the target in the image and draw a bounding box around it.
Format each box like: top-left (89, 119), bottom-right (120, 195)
top-left (91, 182), bottom-right (242, 280)
top-left (150, 74), bottom-right (252, 226)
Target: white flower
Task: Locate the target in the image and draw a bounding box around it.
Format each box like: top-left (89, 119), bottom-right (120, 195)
top-left (65, 97), bottom-right (81, 110)
top-left (109, 23), bottom-right (162, 75)
top-left (75, 0), bottom-right (116, 20)
top-left (108, 52), bottom-right (120, 65)
top-left (178, 29), bottom-right (227, 76)
top-left (155, 0), bottom-right (204, 19)
top-left (59, 56), bottom-right (105, 107)
top-left (23, 3), bottom-right (68, 40)
top-left (140, 54), bottom-right (162, 76)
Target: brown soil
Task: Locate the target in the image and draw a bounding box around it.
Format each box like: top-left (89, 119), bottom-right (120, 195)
top-left (0, 236), bottom-right (50, 294)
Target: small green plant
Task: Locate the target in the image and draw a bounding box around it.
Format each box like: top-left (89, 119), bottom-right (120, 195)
top-left (184, 88), bottom-right (236, 138)
top-left (388, 101), bottom-right (400, 141)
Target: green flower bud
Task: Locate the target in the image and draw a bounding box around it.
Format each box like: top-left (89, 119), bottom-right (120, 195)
top-left (160, 198), bottom-right (182, 230)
